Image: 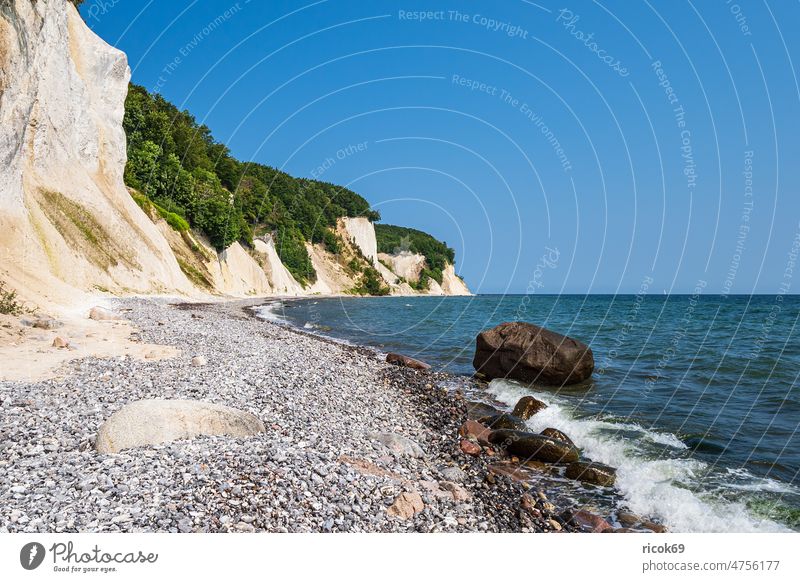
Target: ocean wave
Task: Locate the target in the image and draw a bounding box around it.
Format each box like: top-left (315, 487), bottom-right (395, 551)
top-left (253, 302), bottom-right (285, 322)
top-left (485, 378), bottom-right (791, 532)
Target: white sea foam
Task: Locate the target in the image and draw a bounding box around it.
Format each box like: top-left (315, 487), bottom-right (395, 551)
top-left (486, 379), bottom-right (792, 532)
top-left (253, 302), bottom-right (285, 322)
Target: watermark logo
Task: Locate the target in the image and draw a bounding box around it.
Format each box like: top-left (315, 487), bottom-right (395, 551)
top-left (20, 542), bottom-right (46, 570)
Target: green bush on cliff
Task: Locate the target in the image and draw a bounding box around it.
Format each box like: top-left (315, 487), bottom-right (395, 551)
top-left (0, 282), bottom-right (33, 316)
top-left (374, 224), bottom-right (455, 285)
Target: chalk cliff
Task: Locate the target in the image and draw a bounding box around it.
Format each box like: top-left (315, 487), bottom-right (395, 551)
top-left (0, 0), bottom-right (470, 309)
top-left (0, 0), bottom-right (195, 310)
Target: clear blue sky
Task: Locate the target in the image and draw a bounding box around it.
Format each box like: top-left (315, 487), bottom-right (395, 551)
top-left (82, 0), bottom-right (800, 295)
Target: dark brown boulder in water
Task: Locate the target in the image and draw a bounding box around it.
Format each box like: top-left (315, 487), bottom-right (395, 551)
top-left (488, 429), bottom-right (579, 463)
top-left (473, 322), bottom-right (593, 386)
top-left (565, 461), bottom-right (617, 486)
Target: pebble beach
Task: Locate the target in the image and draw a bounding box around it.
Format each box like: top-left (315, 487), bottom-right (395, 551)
top-left (0, 298), bottom-right (573, 533)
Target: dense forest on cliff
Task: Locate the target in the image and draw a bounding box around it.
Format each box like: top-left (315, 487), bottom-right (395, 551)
top-left (122, 84), bottom-right (456, 287)
top-left (123, 84), bottom-right (380, 284)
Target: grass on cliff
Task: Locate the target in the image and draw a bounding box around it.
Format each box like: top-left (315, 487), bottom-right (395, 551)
top-left (130, 190), bottom-right (189, 232)
top-left (40, 189), bottom-right (137, 271)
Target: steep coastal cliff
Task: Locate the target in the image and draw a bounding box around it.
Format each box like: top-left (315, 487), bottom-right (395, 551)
top-left (0, 0), bottom-right (469, 311)
top-left (0, 0), bottom-right (195, 311)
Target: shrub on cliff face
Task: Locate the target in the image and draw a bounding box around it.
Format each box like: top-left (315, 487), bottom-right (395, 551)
top-left (0, 282), bottom-right (32, 316)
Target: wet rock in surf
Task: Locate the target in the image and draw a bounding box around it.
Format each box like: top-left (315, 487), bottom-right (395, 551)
top-left (512, 395), bottom-right (547, 419)
top-left (565, 461), bottom-right (617, 486)
top-left (479, 413), bottom-right (527, 432)
top-left (473, 322), bottom-right (593, 385)
top-left (488, 429), bottom-right (579, 463)
top-left (541, 427), bottom-right (575, 447)
top-left (386, 352), bottom-right (431, 371)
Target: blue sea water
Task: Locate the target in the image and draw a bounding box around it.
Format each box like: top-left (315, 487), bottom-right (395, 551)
top-left (257, 294), bottom-right (800, 532)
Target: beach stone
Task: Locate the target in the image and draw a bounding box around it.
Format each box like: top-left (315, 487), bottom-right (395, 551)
top-left (95, 399), bottom-right (266, 453)
top-left (387, 491), bottom-right (424, 520)
top-left (479, 413), bottom-right (527, 431)
top-left (563, 509), bottom-right (613, 533)
top-left (52, 336), bottom-right (68, 348)
top-left (488, 429), bottom-right (579, 463)
top-left (438, 466), bottom-right (467, 483)
top-left (473, 321), bottom-right (594, 385)
top-left (33, 317), bottom-right (63, 330)
top-left (512, 395), bottom-right (547, 419)
top-left (459, 439), bottom-right (482, 457)
top-left (385, 352), bottom-right (430, 371)
top-left (541, 428), bottom-right (575, 447)
top-left (367, 432), bottom-right (424, 458)
top-left (565, 461), bottom-right (617, 486)
top-left (89, 306), bottom-right (119, 321)
top-left (458, 420), bottom-right (491, 445)
top-left (439, 481), bottom-right (470, 502)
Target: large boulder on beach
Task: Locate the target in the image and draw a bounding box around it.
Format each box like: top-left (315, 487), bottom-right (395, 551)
top-left (95, 399), bottom-right (266, 453)
top-left (473, 322), bottom-right (594, 385)
top-left (488, 429), bottom-right (579, 463)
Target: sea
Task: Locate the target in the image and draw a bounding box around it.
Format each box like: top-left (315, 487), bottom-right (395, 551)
top-left (255, 294), bottom-right (800, 532)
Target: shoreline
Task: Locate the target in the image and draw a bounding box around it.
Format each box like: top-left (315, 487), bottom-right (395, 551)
top-left (246, 296), bottom-right (798, 534)
top-left (0, 297), bottom-right (577, 533)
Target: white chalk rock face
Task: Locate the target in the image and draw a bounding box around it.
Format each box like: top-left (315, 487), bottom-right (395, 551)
top-left (379, 252), bottom-right (427, 283)
top-left (0, 0), bottom-right (193, 308)
top-left (204, 241), bottom-right (272, 297)
top-left (253, 236), bottom-right (305, 295)
top-left (95, 399), bottom-right (266, 453)
top-left (339, 217), bottom-right (378, 264)
top-left (440, 264), bottom-right (472, 296)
